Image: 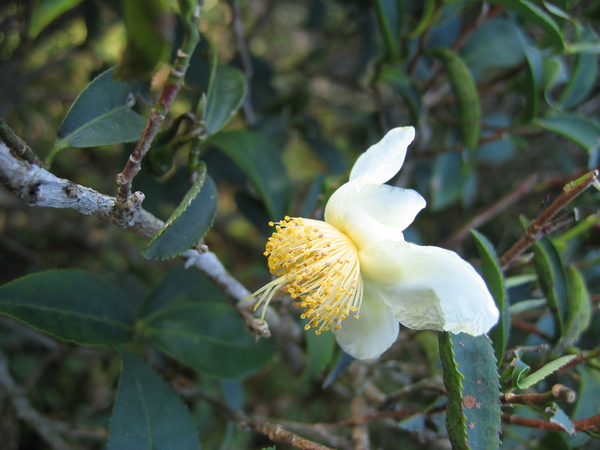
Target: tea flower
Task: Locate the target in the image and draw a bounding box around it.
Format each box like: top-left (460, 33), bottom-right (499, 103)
top-left (250, 127), bottom-right (499, 360)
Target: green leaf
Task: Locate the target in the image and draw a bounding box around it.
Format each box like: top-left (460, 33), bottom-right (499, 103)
top-left (432, 48), bottom-right (481, 149)
top-left (115, 0), bottom-right (174, 80)
top-left (488, 0), bottom-right (564, 50)
top-left (461, 19), bottom-right (527, 69)
top-left (516, 354), bottom-right (577, 389)
top-left (559, 266), bottom-right (592, 349)
top-left (374, 0), bottom-right (402, 60)
top-left (535, 114), bottom-right (600, 151)
top-left (545, 405), bottom-right (575, 435)
top-left (438, 332), bottom-right (501, 449)
top-left (141, 302), bottom-right (275, 379)
top-left (107, 351), bottom-right (200, 450)
top-left (0, 270), bottom-right (134, 346)
top-left (204, 65), bottom-right (247, 136)
top-left (303, 329), bottom-right (335, 381)
top-left (532, 236), bottom-right (568, 338)
top-left (430, 152), bottom-right (463, 211)
top-left (471, 230), bottom-right (509, 366)
top-left (139, 265), bottom-right (226, 318)
top-left (142, 164), bottom-right (218, 259)
top-left (379, 65), bottom-right (422, 123)
top-left (48, 67), bottom-right (147, 164)
top-left (519, 44), bottom-right (543, 123)
top-left (558, 52), bottom-right (597, 110)
top-left (29, 0), bottom-right (83, 39)
top-left (207, 130), bottom-right (292, 220)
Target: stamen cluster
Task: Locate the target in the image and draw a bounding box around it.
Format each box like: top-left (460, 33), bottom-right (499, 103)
top-left (251, 216), bottom-right (363, 334)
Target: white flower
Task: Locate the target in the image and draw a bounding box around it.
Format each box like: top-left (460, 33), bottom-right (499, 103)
top-left (250, 126), bottom-right (499, 360)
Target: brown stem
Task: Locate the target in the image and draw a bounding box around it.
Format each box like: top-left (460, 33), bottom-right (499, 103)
top-left (500, 170), bottom-right (599, 269)
top-left (0, 117), bottom-right (45, 166)
top-left (501, 384), bottom-right (576, 407)
top-left (444, 174), bottom-right (539, 246)
top-left (115, 6), bottom-right (202, 212)
top-left (502, 412), bottom-right (600, 432)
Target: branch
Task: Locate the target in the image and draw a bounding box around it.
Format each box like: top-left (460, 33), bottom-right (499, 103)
top-left (0, 351), bottom-right (69, 450)
top-left (115, 4), bottom-right (202, 212)
top-left (502, 412), bottom-right (600, 433)
top-left (0, 141), bottom-right (271, 338)
top-left (500, 170), bottom-right (599, 269)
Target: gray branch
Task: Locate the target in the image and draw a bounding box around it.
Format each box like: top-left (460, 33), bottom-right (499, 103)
top-left (0, 142), bottom-right (273, 336)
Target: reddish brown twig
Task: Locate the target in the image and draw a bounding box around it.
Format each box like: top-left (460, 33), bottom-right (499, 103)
top-left (444, 174), bottom-right (539, 246)
top-left (500, 170), bottom-right (599, 269)
top-left (115, 5), bottom-right (202, 217)
top-left (501, 384), bottom-right (576, 407)
top-left (502, 412), bottom-right (600, 432)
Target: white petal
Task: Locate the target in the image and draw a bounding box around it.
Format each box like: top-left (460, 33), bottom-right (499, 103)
top-left (324, 183), bottom-right (425, 250)
top-left (349, 126), bottom-right (415, 185)
top-left (370, 242), bottom-right (499, 335)
top-left (334, 283), bottom-right (399, 360)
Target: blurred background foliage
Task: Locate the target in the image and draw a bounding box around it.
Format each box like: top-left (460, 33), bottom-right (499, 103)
top-left (0, 0), bottom-right (599, 449)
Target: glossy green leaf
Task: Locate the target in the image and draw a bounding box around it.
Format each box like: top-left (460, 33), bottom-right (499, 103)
top-left (558, 52), bottom-right (597, 110)
top-left (107, 351), bottom-right (200, 450)
top-left (115, 0), bottom-right (173, 80)
top-left (471, 230), bottom-right (509, 366)
top-left (142, 164), bottom-right (218, 259)
top-left (0, 270), bottom-right (134, 346)
top-left (559, 266), bottom-right (592, 349)
top-left (461, 19), bottom-right (527, 69)
top-left (205, 65), bottom-right (247, 136)
top-left (303, 328), bottom-right (335, 381)
top-left (488, 0), bottom-right (564, 49)
top-left (207, 130), bottom-right (292, 220)
top-left (29, 0), bottom-right (83, 39)
top-left (516, 354), bottom-right (577, 389)
top-left (432, 48), bottom-right (481, 149)
top-left (532, 236), bottom-right (568, 338)
top-left (536, 114), bottom-right (600, 151)
top-left (374, 0), bottom-right (402, 60)
top-left (49, 68), bottom-right (147, 163)
top-left (439, 332), bottom-right (501, 449)
top-left (142, 301), bottom-right (275, 379)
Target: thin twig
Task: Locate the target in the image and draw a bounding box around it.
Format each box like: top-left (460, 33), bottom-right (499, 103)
top-left (115, 5), bottom-right (202, 216)
top-left (502, 412), bottom-right (600, 433)
top-left (500, 170), bottom-right (599, 269)
top-left (444, 174), bottom-right (539, 246)
top-left (178, 385), bottom-right (338, 450)
top-left (0, 117), bottom-right (45, 166)
top-left (0, 351), bottom-right (69, 450)
top-left (501, 384), bottom-right (576, 407)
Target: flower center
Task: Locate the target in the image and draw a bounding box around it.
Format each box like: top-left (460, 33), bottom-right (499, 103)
top-left (249, 216), bottom-right (364, 334)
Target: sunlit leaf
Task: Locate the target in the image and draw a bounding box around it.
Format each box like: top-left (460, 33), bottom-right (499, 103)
top-left (107, 351), bottom-right (200, 450)
top-left (142, 164), bottom-right (218, 260)
top-left (516, 354), bottom-right (577, 389)
top-left (0, 270), bottom-right (134, 346)
top-left (559, 266), bottom-right (592, 350)
top-left (545, 405), bottom-right (576, 435)
top-left (439, 332), bottom-right (501, 449)
top-left (29, 0), bottom-right (83, 39)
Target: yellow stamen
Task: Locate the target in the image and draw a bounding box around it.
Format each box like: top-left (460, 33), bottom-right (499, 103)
top-left (248, 217), bottom-right (363, 334)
